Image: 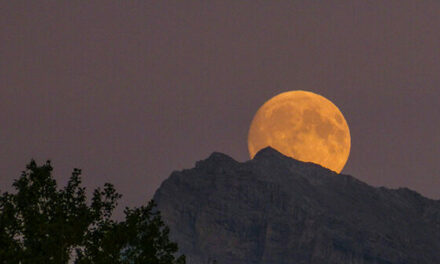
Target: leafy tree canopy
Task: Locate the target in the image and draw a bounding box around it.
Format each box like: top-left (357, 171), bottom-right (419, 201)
top-left (0, 160), bottom-right (185, 264)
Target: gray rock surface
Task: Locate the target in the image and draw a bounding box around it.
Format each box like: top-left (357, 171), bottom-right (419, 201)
top-left (154, 147), bottom-right (440, 264)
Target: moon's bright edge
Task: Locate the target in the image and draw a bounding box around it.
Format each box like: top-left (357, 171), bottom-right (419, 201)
top-left (248, 90), bottom-right (351, 173)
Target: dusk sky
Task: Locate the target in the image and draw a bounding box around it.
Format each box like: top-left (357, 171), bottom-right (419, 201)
top-left (1, 1), bottom-right (440, 210)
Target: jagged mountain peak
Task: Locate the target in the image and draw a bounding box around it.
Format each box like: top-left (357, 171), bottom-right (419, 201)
top-left (154, 150), bottom-right (440, 264)
top-left (252, 146), bottom-right (286, 160)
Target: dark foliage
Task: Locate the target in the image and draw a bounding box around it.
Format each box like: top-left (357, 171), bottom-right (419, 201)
top-left (0, 160), bottom-right (185, 264)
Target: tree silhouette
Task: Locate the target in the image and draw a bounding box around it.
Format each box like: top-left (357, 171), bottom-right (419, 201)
top-left (0, 160), bottom-right (185, 264)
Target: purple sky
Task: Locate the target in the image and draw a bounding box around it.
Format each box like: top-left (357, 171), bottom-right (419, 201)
top-left (1, 1), bottom-right (440, 209)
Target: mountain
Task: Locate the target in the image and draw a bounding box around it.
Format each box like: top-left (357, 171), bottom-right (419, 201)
top-left (153, 147), bottom-right (440, 264)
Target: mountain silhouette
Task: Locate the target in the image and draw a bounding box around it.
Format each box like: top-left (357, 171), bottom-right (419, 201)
top-left (154, 147), bottom-right (440, 264)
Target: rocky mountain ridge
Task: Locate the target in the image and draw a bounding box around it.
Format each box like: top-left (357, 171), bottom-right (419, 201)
top-left (154, 147), bottom-right (440, 264)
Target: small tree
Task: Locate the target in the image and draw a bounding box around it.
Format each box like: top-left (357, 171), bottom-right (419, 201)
top-left (0, 160), bottom-right (185, 264)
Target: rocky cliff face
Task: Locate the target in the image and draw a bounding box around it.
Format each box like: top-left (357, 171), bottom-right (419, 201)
top-left (154, 147), bottom-right (440, 264)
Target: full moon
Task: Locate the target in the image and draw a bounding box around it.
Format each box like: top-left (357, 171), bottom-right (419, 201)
top-left (248, 90), bottom-right (351, 173)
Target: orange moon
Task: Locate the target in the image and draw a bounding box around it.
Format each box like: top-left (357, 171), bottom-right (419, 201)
top-left (248, 90), bottom-right (351, 173)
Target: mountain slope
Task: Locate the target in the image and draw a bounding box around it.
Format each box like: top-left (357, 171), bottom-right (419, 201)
top-left (154, 147), bottom-right (440, 264)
